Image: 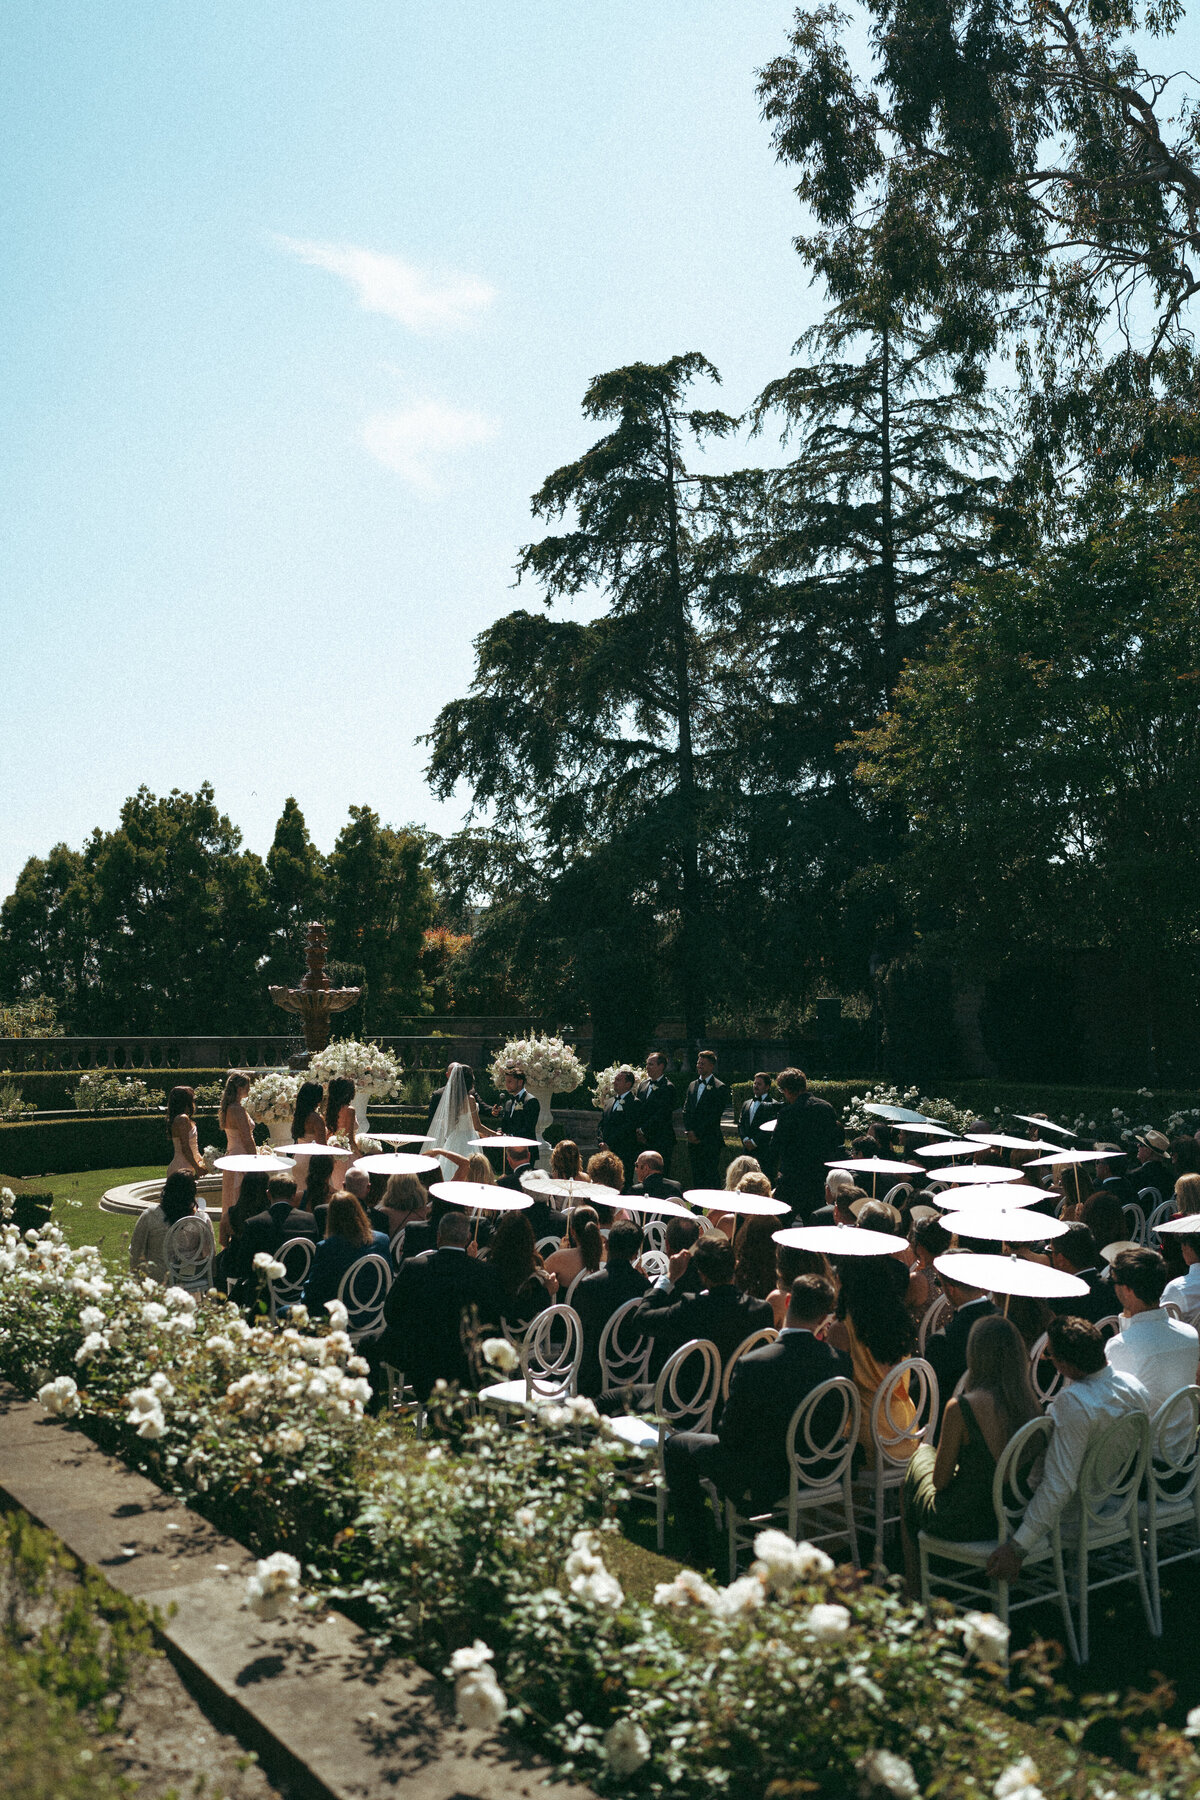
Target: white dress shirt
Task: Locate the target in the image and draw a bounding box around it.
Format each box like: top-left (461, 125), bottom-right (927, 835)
top-left (1162, 1264), bottom-right (1200, 1328)
top-left (1105, 1308), bottom-right (1199, 1420)
top-left (1014, 1366), bottom-right (1149, 1551)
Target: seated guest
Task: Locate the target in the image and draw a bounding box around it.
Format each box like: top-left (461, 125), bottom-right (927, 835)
top-left (302, 1194), bottom-right (389, 1317)
top-left (377, 1211), bottom-right (504, 1400)
top-left (544, 1205), bottom-right (604, 1290)
top-left (489, 1210), bottom-right (558, 1328)
top-left (300, 1156), bottom-right (336, 1232)
top-left (630, 1232), bottom-right (774, 1369)
top-left (662, 1213), bottom-right (705, 1296)
top-left (723, 1154), bottom-right (761, 1192)
top-left (903, 1314), bottom-right (1041, 1589)
top-left (810, 1171), bottom-right (863, 1227)
top-left (1079, 1190), bottom-right (1128, 1261)
top-left (129, 1171), bottom-right (200, 1283)
top-left (375, 1172), bottom-right (435, 1260)
top-left (1106, 1247), bottom-right (1200, 1417)
top-left (1133, 1130), bottom-right (1174, 1204)
top-left (502, 1149), bottom-right (567, 1240)
top-left (217, 1173), bottom-right (274, 1299)
top-left (766, 1241), bottom-right (833, 1330)
top-left (629, 1150), bottom-right (684, 1202)
top-left (1048, 1224), bottom-right (1111, 1323)
top-left (922, 1248), bottom-right (996, 1400)
top-left (853, 1199), bottom-right (903, 1236)
top-left (1162, 1220), bottom-right (1200, 1326)
top-left (241, 1174), bottom-right (317, 1261)
top-left (573, 1221), bottom-right (650, 1397)
top-left (550, 1139), bottom-right (589, 1183)
top-left (907, 1212), bottom-right (951, 1315)
top-left (586, 1150), bottom-right (626, 1195)
top-left (733, 1213), bottom-right (779, 1302)
top-left (987, 1316), bottom-right (1150, 1582)
top-left (662, 1274), bottom-right (850, 1563)
top-left (825, 1257), bottom-right (919, 1468)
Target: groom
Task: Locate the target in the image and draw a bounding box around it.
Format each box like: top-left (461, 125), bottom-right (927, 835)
top-left (491, 1065), bottom-right (540, 1142)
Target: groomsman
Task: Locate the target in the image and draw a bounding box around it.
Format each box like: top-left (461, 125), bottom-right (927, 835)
top-left (738, 1072), bottom-right (781, 1162)
top-left (771, 1067), bottom-right (845, 1221)
top-left (598, 1067), bottom-right (640, 1189)
top-left (636, 1051), bottom-right (677, 1171)
top-left (491, 1065), bottom-right (540, 1141)
top-left (683, 1050), bottom-right (730, 1190)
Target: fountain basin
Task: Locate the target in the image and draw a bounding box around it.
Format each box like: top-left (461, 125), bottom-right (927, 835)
top-left (101, 1174), bottom-right (223, 1221)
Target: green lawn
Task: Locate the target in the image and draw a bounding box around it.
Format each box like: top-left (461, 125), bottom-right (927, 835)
top-left (0, 1165), bottom-right (163, 1272)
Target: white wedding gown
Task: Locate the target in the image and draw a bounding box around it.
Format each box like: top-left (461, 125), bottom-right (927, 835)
top-left (428, 1064), bottom-right (479, 1180)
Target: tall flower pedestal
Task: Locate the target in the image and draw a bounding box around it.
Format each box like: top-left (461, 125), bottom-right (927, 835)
top-left (264, 1115), bottom-right (294, 1148)
top-left (528, 1083), bottom-right (555, 1167)
top-left (352, 1089), bottom-right (373, 1135)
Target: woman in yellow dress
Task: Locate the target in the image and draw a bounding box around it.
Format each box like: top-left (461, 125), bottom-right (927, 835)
top-left (825, 1255), bottom-right (919, 1467)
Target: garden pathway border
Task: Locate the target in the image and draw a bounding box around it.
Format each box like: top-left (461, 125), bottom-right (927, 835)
top-left (0, 1383), bottom-right (593, 1800)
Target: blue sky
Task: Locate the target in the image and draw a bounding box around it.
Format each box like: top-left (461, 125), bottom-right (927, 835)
top-left (0, 0), bottom-right (830, 899)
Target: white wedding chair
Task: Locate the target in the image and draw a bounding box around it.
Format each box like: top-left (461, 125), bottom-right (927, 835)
top-left (1122, 1203), bottom-right (1147, 1246)
top-left (1146, 1198), bottom-right (1176, 1248)
top-left (1028, 1330), bottom-right (1063, 1405)
top-left (266, 1235), bottom-right (314, 1322)
top-left (479, 1304), bottom-right (582, 1417)
top-left (564, 1268), bottom-right (588, 1308)
top-left (637, 1249), bottom-right (669, 1282)
top-left (597, 1297), bottom-right (653, 1396)
top-left (883, 1182), bottom-right (913, 1208)
top-left (641, 1220), bottom-right (668, 1254)
top-left (1141, 1384), bottom-right (1200, 1634)
top-left (918, 1293), bottom-right (951, 1357)
top-left (1068, 1408), bottom-right (1154, 1661)
top-left (610, 1337), bottom-right (722, 1549)
top-left (165, 1215), bottom-right (215, 1295)
top-left (721, 1327), bottom-right (778, 1403)
top-left (854, 1355), bottom-right (939, 1571)
top-left (535, 1234), bottom-right (562, 1259)
top-left (919, 1415), bottom-right (1079, 1660)
top-left (336, 1252), bottom-right (391, 1344)
top-left (388, 1227), bottom-right (406, 1268)
top-left (726, 1375), bottom-right (860, 1579)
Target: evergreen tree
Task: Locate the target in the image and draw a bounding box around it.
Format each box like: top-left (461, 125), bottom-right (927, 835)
top-left (326, 806), bottom-right (435, 1026)
top-left (0, 845), bottom-right (91, 1023)
top-left (265, 797), bottom-right (325, 980)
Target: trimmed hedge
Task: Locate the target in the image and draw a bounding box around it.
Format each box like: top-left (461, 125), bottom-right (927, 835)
top-left (2, 1067), bottom-right (228, 1112)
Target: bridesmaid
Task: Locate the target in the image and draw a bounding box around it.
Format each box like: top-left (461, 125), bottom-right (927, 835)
top-left (325, 1077), bottom-right (358, 1185)
top-left (166, 1086), bottom-right (205, 1178)
top-left (218, 1071), bottom-right (256, 1248)
top-left (290, 1079), bottom-right (327, 1204)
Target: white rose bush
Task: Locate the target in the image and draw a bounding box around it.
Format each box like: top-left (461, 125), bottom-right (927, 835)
top-left (3, 1206), bottom-right (1198, 1799)
top-left (488, 1034), bottom-right (587, 1096)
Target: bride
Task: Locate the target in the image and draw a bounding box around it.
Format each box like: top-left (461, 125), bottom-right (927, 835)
top-left (428, 1063), bottom-right (489, 1178)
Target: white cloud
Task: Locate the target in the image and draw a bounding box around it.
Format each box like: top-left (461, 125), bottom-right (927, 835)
top-left (276, 235), bottom-right (494, 332)
top-left (362, 401), bottom-right (497, 490)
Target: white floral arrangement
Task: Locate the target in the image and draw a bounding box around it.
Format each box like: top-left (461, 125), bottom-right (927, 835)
top-left (247, 1070), bottom-right (302, 1124)
top-left (488, 1034), bottom-right (586, 1095)
top-left (307, 1038), bottom-right (404, 1100)
top-left (842, 1082), bottom-right (973, 1139)
top-left (590, 1062), bottom-right (648, 1110)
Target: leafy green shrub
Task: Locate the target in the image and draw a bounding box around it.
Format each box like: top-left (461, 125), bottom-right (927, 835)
top-left (0, 996), bottom-right (63, 1039)
top-left (0, 1080), bottom-right (32, 1119)
top-left (72, 1072), bottom-right (157, 1113)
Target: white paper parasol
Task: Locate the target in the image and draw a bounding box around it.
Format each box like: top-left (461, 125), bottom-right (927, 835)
top-left (371, 1131), bottom-right (435, 1147)
top-left (933, 1251), bottom-right (1087, 1298)
top-left (863, 1104), bottom-right (937, 1124)
top-left (915, 1140), bottom-right (989, 1158)
top-left (825, 1157), bottom-right (923, 1175)
top-left (354, 1152), bottom-right (442, 1177)
top-left (428, 1180), bottom-right (532, 1212)
top-left (773, 1224), bottom-right (909, 1256)
top-left (759, 1117), bottom-right (777, 1133)
top-left (1013, 1115), bottom-right (1078, 1140)
top-left (931, 1182), bottom-right (1047, 1210)
top-left (596, 1192), bottom-right (697, 1220)
top-left (1023, 1148), bottom-right (1114, 1169)
top-left (214, 1154), bottom-right (294, 1173)
top-left (1147, 1214), bottom-right (1200, 1235)
top-left (893, 1122), bottom-right (956, 1138)
top-left (470, 1135), bottom-right (540, 1151)
top-left (686, 1187), bottom-right (790, 1216)
top-left (939, 1208), bottom-right (1070, 1243)
top-left (272, 1143), bottom-right (343, 1158)
top-left (519, 1175), bottom-right (582, 1198)
top-left (923, 1164), bottom-right (1024, 1185)
top-left (965, 1134), bottom-right (1047, 1152)
top-left (572, 1184), bottom-right (642, 1211)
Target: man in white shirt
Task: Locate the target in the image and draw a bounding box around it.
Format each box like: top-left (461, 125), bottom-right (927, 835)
top-left (988, 1315), bottom-right (1149, 1581)
top-left (1105, 1247), bottom-right (1199, 1419)
top-left (1161, 1222), bottom-right (1200, 1327)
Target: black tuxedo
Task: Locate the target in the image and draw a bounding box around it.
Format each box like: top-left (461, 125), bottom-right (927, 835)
top-left (738, 1094), bottom-right (782, 1160)
top-left (376, 1246), bottom-right (504, 1400)
top-left (598, 1092), bottom-right (640, 1187)
top-left (1049, 1265), bottom-right (1113, 1324)
top-left (771, 1093), bottom-right (846, 1218)
top-left (242, 1202), bottom-right (318, 1264)
top-left (663, 1329), bottom-right (852, 1551)
top-left (572, 1261), bottom-right (652, 1396)
top-left (496, 1089), bottom-right (541, 1143)
top-left (683, 1076), bottom-right (731, 1189)
top-left (630, 1282), bottom-right (774, 1371)
top-left (924, 1296), bottom-right (996, 1400)
top-left (373, 1215), bottom-right (436, 1262)
top-left (629, 1173), bottom-right (684, 1203)
top-left (636, 1075), bottom-right (677, 1169)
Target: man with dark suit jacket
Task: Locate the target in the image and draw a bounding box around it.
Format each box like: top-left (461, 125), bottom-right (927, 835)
top-left (598, 1068), bottom-right (641, 1189)
top-left (636, 1052), bottom-right (677, 1171)
top-left (682, 1051), bottom-right (730, 1191)
top-left (572, 1221), bottom-right (651, 1396)
top-left (375, 1213), bottom-right (504, 1400)
top-left (738, 1072), bottom-right (782, 1162)
top-left (770, 1067), bottom-right (846, 1220)
top-left (923, 1251), bottom-right (996, 1398)
top-left (1049, 1224), bottom-right (1113, 1324)
top-left (662, 1274), bottom-right (850, 1560)
top-left (629, 1151), bottom-right (684, 1202)
top-left (491, 1065), bottom-right (541, 1143)
top-left (241, 1177), bottom-right (318, 1261)
top-left (628, 1232), bottom-right (774, 1370)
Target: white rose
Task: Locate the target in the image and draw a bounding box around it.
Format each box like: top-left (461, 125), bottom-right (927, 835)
top-left (751, 1530), bottom-right (833, 1591)
top-left (704, 1574), bottom-right (765, 1619)
top-left (37, 1375), bottom-right (80, 1417)
top-left (74, 1331), bottom-right (108, 1364)
top-left (805, 1602), bottom-right (851, 1641)
top-left (994, 1759), bottom-right (1045, 1800)
top-left (325, 1300), bottom-right (349, 1331)
top-left (604, 1718), bottom-right (651, 1776)
top-left (962, 1610), bottom-right (1009, 1666)
top-left (455, 1671), bottom-right (507, 1732)
top-left (569, 1568), bottom-right (624, 1608)
top-left (857, 1748), bottom-right (920, 1798)
top-left (1185, 1704), bottom-right (1200, 1739)
top-left (448, 1639), bottom-right (494, 1675)
top-left (79, 1305), bottom-right (106, 1331)
top-left (481, 1336), bottom-right (520, 1376)
top-left (141, 1302), bottom-right (167, 1325)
